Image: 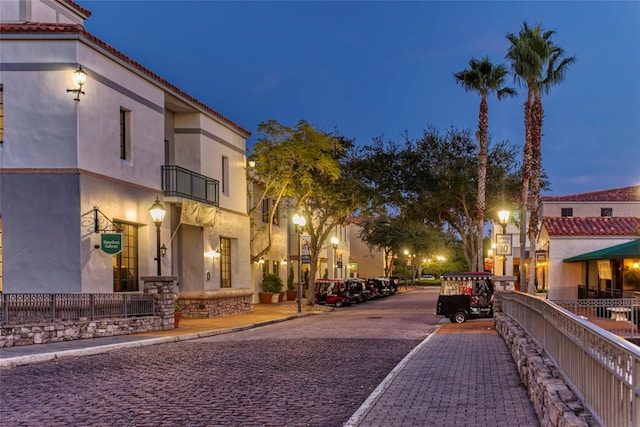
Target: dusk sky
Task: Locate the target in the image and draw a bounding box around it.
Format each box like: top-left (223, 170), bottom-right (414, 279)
top-left (78, 1), bottom-right (640, 197)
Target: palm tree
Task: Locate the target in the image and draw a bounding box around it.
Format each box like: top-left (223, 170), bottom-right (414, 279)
top-left (506, 22), bottom-right (575, 293)
top-left (454, 57), bottom-right (516, 272)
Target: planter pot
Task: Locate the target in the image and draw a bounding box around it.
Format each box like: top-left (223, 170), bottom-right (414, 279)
top-left (174, 311), bottom-right (182, 328)
top-left (286, 290), bottom-right (298, 301)
top-left (259, 292), bottom-right (274, 304)
top-left (278, 292), bottom-right (285, 302)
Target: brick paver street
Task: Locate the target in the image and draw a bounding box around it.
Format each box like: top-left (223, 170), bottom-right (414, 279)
top-left (0, 288), bottom-right (539, 427)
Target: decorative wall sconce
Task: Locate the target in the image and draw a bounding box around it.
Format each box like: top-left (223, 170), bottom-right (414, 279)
top-left (161, 243), bottom-right (167, 257)
top-left (67, 65), bottom-right (87, 101)
top-left (258, 257), bottom-right (265, 265)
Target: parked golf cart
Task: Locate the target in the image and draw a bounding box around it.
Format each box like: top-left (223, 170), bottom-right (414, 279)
top-left (436, 272), bottom-right (494, 323)
top-left (314, 279), bottom-right (352, 307)
top-left (345, 278), bottom-right (367, 303)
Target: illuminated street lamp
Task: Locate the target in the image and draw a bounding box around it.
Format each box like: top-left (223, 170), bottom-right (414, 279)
top-left (292, 213), bottom-right (307, 314)
top-left (331, 236), bottom-right (339, 278)
top-left (148, 198), bottom-right (166, 276)
top-left (497, 209), bottom-right (511, 275)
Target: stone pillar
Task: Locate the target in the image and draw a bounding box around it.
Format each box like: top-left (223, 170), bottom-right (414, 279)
top-left (142, 276), bottom-right (178, 330)
top-left (493, 275), bottom-right (516, 314)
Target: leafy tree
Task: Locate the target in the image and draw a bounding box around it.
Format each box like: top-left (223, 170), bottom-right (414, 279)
top-left (352, 126), bottom-right (521, 269)
top-left (293, 136), bottom-right (368, 304)
top-left (247, 119), bottom-right (342, 261)
top-left (506, 22), bottom-right (575, 293)
top-left (454, 56), bottom-right (516, 271)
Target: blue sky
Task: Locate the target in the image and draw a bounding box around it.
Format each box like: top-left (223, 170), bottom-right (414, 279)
top-left (78, 1), bottom-right (640, 196)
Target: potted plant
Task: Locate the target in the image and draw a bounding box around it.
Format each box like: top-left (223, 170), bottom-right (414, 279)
top-left (259, 273), bottom-right (283, 303)
top-left (174, 303), bottom-right (183, 328)
top-left (286, 266), bottom-right (297, 301)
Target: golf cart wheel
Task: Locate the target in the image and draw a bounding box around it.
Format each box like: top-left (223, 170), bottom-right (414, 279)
top-left (335, 300), bottom-right (343, 308)
top-left (451, 311), bottom-right (467, 324)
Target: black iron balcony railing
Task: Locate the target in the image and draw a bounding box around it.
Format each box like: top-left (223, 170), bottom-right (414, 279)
top-left (162, 165), bottom-right (219, 206)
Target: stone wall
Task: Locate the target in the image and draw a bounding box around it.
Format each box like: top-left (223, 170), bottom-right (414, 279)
top-left (0, 316), bottom-right (160, 348)
top-left (177, 289), bottom-right (254, 319)
top-left (495, 313), bottom-right (599, 427)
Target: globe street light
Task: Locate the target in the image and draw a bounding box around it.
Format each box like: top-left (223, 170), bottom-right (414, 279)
top-left (292, 213), bottom-right (306, 314)
top-left (148, 198), bottom-right (166, 276)
top-left (331, 236), bottom-right (339, 278)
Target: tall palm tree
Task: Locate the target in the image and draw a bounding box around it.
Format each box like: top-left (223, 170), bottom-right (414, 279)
top-left (506, 22), bottom-right (575, 293)
top-left (454, 57), bottom-right (516, 272)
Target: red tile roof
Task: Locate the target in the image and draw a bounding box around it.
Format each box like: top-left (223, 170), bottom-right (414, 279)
top-left (543, 216), bottom-right (640, 236)
top-left (60, 0), bottom-right (92, 17)
top-left (0, 22), bottom-right (251, 137)
top-left (541, 185), bottom-right (640, 202)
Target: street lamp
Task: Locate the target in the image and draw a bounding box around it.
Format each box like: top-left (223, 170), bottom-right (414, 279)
top-left (331, 236), bottom-right (339, 278)
top-left (497, 209), bottom-right (511, 275)
top-left (292, 213), bottom-right (306, 314)
top-left (148, 198), bottom-right (166, 276)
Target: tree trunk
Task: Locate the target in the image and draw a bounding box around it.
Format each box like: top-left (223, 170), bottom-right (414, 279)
top-left (527, 98), bottom-right (544, 294)
top-left (519, 98), bottom-right (533, 290)
top-left (476, 96), bottom-right (489, 272)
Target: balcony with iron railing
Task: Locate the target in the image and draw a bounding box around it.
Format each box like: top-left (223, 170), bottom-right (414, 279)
top-left (161, 165), bottom-right (219, 206)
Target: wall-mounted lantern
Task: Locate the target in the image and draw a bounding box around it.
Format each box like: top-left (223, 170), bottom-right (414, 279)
top-left (67, 65), bottom-right (87, 101)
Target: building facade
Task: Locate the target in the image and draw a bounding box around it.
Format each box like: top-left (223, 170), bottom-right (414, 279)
top-left (0, 0), bottom-right (251, 299)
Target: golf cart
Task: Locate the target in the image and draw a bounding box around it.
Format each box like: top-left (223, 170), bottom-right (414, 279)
top-left (436, 272), bottom-right (494, 323)
top-left (314, 279), bottom-right (352, 307)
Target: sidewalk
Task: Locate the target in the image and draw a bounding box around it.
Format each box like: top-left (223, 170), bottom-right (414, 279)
top-left (0, 301), bottom-right (310, 368)
top-left (0, 301), bottom-right (539, 426)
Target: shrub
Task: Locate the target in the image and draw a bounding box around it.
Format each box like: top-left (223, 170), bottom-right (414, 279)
top-left (287, 266), bottom-right (295, 290)
top-left (261, 273), bottom-right (283, 293)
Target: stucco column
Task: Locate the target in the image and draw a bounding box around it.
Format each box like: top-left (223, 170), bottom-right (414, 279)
top-left (142, 276), bottom-right (178, 330)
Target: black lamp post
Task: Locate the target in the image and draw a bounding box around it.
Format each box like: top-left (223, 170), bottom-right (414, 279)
top-left (331, 236), bottom-right (339, 278)
top-left (292, 213), bottom-right (306, 314)
top-left (497, 209), bottom-right (511, 275)
top-left (149, 198), bottom-right (166, 276)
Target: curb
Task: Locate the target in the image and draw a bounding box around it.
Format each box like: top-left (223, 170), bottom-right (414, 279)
top-left (343, 324), bottom-right (443, 427)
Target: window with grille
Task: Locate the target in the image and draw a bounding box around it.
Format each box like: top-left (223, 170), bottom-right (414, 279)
top-left (220, 237), bottom-right (231, 288)
top-left (261, 199), bottom-right (280, 225)
top-left (113, 222), bottom-right (138, 292)
top-left (601, 208), bottom-right (613, 217)
top-left (561, 208), bottom-right (573, 217)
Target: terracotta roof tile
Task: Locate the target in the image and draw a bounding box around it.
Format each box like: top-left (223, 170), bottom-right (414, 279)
top-left (61, 0), bottom-right (92, 18)
top-left (541, 185), bottom-right (640, 202)
top-left (0, 22), bottom-right (251, 137)
top-left (543, 216), bottom-right (640, 236)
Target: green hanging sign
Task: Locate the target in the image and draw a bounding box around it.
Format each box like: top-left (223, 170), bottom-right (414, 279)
top-left (101, 233), bottom-right (123, 255)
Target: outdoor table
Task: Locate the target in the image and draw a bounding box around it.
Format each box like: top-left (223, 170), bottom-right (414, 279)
top-left (606, 307), bottom-right (631, 321)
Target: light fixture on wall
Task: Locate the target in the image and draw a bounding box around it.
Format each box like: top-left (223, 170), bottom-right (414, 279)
top-left (148, 198), bottom-right (166, 276)
top-left (67, 65), bottom-right (87, 101)
top-left (258, 257), bottom-right (265, 265)
top-left (161, 243), bottom-right (167, 257)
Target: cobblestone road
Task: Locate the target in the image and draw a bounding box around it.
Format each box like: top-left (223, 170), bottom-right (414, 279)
top-left (0, 288), bottom-right (441, 427)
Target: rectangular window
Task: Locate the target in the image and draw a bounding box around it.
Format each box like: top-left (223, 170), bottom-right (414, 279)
top-left (262, 259), bottom-right (269, 277)
top-left (261, 199), bottom-right (280, 225)
top-left (272, 261), bottom-right (279, 274)
top-left (220, 237), bottom-right (231, 288)
top-left (262, 199), bottom-right (269, 223)
top-left (221, 156), bottom-right (229, 196)
top-left (0, 85), bottom-right (4, 144)
top-left (119, 108), bottom-right (131, 160)
top-left (601, 208), bottom-right (613, 217)
top-left (561, 208), bottom-right (573, 217)
top-left (113, 222), bottom-right (138, 292)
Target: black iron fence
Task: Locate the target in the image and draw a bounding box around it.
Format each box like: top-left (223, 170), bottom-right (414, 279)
top-left (0, 293), bottom-right (156, 325)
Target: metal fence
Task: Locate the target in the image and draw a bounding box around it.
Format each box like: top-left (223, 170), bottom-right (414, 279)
top-left (553, 298), bottom-right (640, 339)
top-left (0, 293), bottom-right (156, 325)
top-left (502, 292), bottom-right (640, 427)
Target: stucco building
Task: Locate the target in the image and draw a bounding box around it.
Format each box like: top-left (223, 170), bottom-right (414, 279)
top-left (0, 0), bottom-right (252, 304)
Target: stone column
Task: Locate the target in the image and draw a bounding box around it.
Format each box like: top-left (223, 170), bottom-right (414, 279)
top-left (142, 276), bottom-right (178, 330)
